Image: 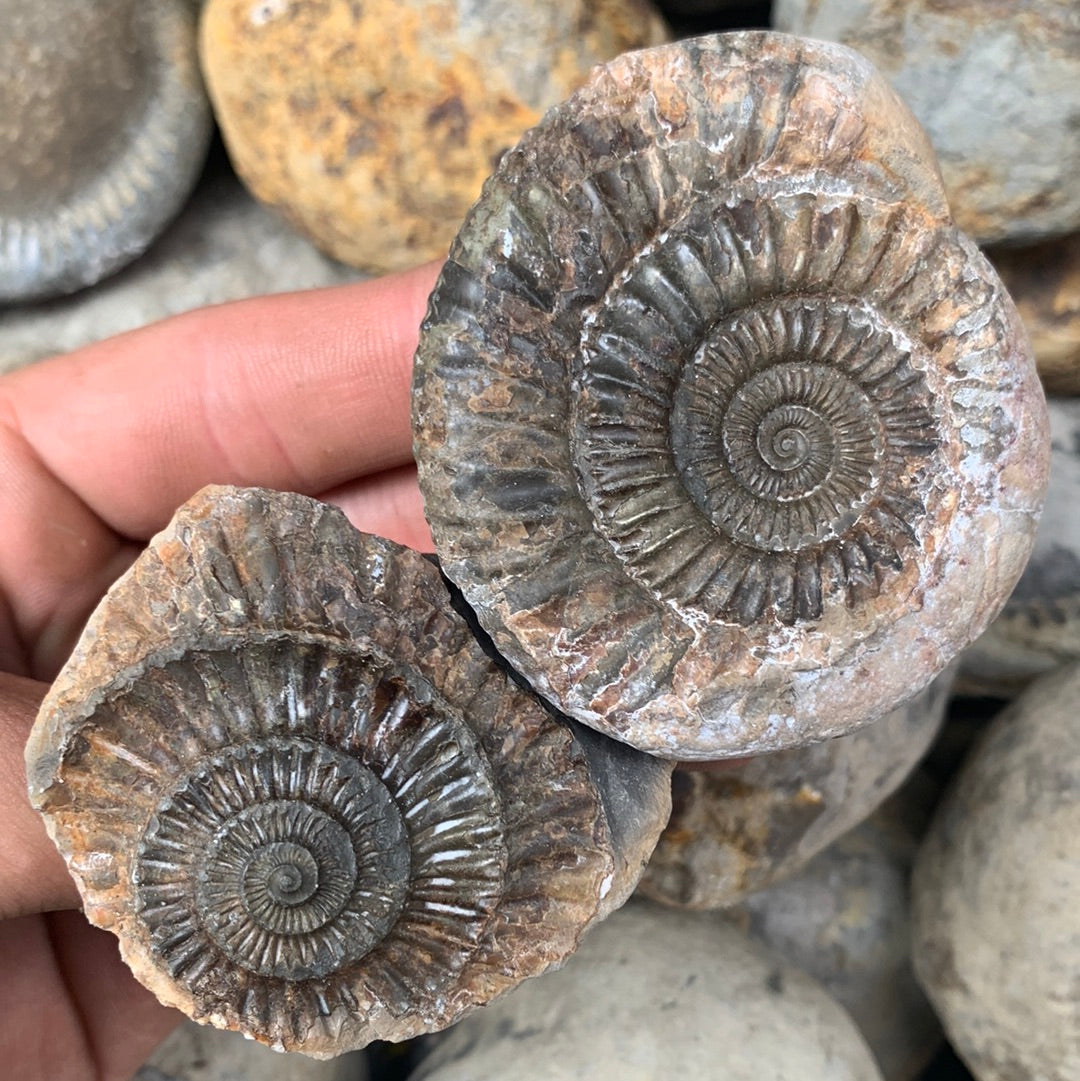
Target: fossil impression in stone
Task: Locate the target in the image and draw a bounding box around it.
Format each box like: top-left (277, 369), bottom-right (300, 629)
top-left (0, 0), bottom-right (212, 302)
top-left (638, 672), bottom-right (950, 909)
top-left (412, 31), bottom-right (1049, 760)
top-left (25, 486), bottom-right (672, 1056)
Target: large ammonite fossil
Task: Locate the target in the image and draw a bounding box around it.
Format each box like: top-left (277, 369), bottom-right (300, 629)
top-left (412, 31), bottom-right (1050, 759)
top-left (25, 486), bottom-right (672, 1055)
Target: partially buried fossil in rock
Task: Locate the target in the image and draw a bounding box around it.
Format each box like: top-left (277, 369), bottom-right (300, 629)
top-left (24, 486), bottom-right (672, 1056)
top-left (412, 31), bottom-right (1049, 761)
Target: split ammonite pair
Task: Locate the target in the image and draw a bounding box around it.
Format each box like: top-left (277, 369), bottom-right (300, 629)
top-left (26, 32), bottom-right (1048, 1056)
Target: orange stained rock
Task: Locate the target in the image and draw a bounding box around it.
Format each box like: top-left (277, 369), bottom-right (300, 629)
top-left (199, 0), bottom-right (669, 273)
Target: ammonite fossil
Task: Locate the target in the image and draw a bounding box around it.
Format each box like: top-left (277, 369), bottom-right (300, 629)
top-left (25, 486), bottom-right (672, 1055)
top-left (412, 31), bottom-right (1049, 759)
top-left (0, 0), bottom-right (212, 302)
top-left (959, 397), bottom-right (1080, 697)
top-left (638, 671), bottom-right (951, 909)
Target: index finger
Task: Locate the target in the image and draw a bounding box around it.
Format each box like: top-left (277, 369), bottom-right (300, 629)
top-left (0, 261), bottom-right (441, 540)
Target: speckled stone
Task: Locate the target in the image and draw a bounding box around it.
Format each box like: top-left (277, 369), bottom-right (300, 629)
top-left (198, 0), bottom-right (669, 274)
top-left (730, 799), bottom-right (942, 1081)
top-left (134, 1021), bottom-right (367, 1080)
top-left (773, 0), bottom-right (1080, 247)
top-left (412, 902), bottom-right (885, 1081)
top-left (0, 0), bottom-right (212, 301)
top-left (959, 397), bottom-right (1080, 696)
top-left (912, 664), bottom-right (1080, 1081)
top-left (989, 233), bottom-right (1080, 396)
top-left (0, 168), bottom-right (363, 377)
top-left (638, 673), bottom-right (951, 908)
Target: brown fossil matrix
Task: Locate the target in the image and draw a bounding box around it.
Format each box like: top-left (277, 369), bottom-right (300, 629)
top-left (198, 0), bottom-right (669, 273)
top-left (990, 233), bottom-right (1080, 396)
top-left (639, 672), bottom-right (951, 909)
top-left (412, 31), bottom-right (1050, 760)
top-left (25, 486), bottom-right (672, 1056)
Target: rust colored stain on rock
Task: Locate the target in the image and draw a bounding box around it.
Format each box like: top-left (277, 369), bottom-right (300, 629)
top-left (198, 0), bottom-right (669, 272)
top-left (24, 486), bottom-right (670, 1056)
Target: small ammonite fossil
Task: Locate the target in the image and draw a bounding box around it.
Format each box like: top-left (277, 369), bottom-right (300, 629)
top-left (25, 486), bottom-right (672, 1056)
top-left (0, 0), bottom-right (212, 302)
top-left (412, 31), bottom-right (1050, 760)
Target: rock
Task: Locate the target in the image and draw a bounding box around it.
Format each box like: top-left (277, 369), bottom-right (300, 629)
top-left (772, 0), bottom-right (1080, 246)
top-left (0, 167), bottom-right (363, 376)
top-left (638, 674), bottom-right (951, 908)
top-left (134, 1021), bottom-right (367, 1080)
top-left (912, 664), bottom-right (1080, 1081)
top-left (0, 0), bottom-right (213, 301)
top-left (959, 397), bottom-right (1080, 696)
top-left (411, 902), bottom-right (885, 1081)
top-left (989, 233), bottom-right (1080, 395)
top-left (730, 800), bottom-right (942, 1081)
top-left (198, 0), bottom-right (669, 274)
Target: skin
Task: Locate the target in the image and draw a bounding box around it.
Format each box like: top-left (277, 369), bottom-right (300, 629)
top-left (0, 263), bottom-right (440, 1081)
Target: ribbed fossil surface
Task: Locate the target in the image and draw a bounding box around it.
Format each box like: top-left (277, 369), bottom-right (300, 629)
top-left (0, 0), bottom-right (211, 301)
top-left (412, 31), bottom-right (1049, 759)
top-left (25, 487), bottom-right (671, 1056)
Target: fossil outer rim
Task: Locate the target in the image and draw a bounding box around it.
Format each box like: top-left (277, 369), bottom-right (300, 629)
top-left (412, 31), bottom-right (1050, 759)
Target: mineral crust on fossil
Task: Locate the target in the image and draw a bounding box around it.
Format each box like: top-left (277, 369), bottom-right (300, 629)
top-left (412, 31), bottom-right (1049, 760)
top-left (0, 0), bottom-right (212, 302)
top-left (25, 486), bottom-right (671, 1056)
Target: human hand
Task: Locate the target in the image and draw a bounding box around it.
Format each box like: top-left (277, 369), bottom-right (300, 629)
top-left (0, 262), bottom-right (441, 1081)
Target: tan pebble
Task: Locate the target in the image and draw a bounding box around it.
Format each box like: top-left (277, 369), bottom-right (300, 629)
top-left (198, 0), bottom-right (668, 272)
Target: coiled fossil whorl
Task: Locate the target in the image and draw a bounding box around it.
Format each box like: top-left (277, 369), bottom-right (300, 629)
top-left (412, 31), bottom-right (1050, 759)
top-left (25, 487), bottom-right (671, 1055)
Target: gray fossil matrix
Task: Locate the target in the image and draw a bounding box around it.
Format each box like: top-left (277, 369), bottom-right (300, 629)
top-left (413, 31), bottom-right (1048, 761)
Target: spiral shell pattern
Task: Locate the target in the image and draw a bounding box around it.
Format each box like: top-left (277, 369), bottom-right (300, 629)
top-left (26, 487), bottom-right (640, 1055)
top-left (412, 32), bottom-right (1049, 759)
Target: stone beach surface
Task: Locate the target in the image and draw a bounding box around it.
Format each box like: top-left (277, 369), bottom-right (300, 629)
top-left (730, 799), bottom-right (943, 1081)
top-left (913, 665), bottom-right (1080, 1081)
top-left (412, 902), bottom-right (885, 1081)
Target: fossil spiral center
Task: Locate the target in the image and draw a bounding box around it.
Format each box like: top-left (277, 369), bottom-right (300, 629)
top-left (137, 737), bottom-right (411, 981)
top-left (574, 285), bottom-right (939, 625)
